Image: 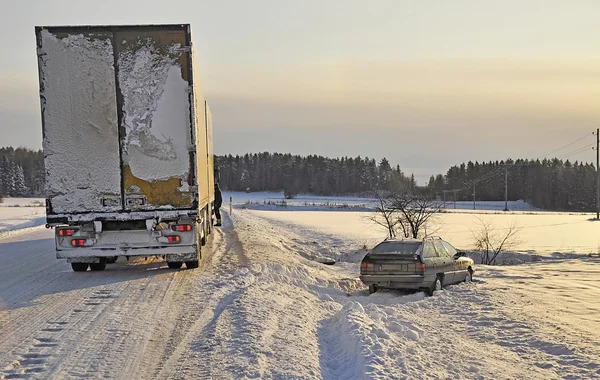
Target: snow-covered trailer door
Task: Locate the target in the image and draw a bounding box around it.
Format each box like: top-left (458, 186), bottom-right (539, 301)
top-left (37, 27), bottom-right (123, 216)
top-left (115, 26), bottom-right (195, 211)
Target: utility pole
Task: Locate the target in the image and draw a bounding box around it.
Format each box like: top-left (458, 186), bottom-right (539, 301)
top-left (504, 164), bottom-right (509, 212)
top-left (442, 190), bottom-right (447, 208)
top-left (473, 182), bottom-right (476, 210)
top-left (453, 190), bottom-right (457, 209)
top-left (593, 129), bottom-right (599, 219)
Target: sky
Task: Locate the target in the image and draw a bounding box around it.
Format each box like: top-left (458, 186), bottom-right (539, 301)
top-left (1, 0), bottom-right (599, 184)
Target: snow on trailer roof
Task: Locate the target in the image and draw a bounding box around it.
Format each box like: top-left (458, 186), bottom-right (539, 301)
top-left (35, 24), bottom-right (191, 30)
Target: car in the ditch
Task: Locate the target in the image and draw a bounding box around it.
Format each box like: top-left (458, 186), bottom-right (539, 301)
top-left (360, 237), bottom-right (474, 295)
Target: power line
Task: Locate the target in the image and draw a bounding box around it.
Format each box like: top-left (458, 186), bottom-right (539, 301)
top-left (558, 145), bottom-right (594, 160)
top-left (536, 133), bottom-right (592, 160)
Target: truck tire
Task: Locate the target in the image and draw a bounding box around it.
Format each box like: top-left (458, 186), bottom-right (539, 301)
top-left (90, 259), bottom-right (106, 271)
top-left (200, 219), bottom-right (207, 246)
top-left (71, 263), bottom-right (89, 272)
top-left (167, 262), bottom-right (183, 269)
top-left (185, 259), bottom-right (199, 269)
top-left (105, 256), bottom-right (117, 264)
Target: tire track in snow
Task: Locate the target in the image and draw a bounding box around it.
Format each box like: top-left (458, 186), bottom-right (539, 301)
top-left (145, 211), bottom-right (255, 379)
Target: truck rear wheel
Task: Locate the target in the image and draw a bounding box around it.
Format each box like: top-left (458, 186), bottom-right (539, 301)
top-left (185, 259), bottom-right (199, 269)
top-left (90, 259), bottom-right (106, 271)
top-left (200, 221), bottom-right (207, 246)
top-left (71, 263), bottom-right (89, 272)
top-left (167, 262), bottom-right (183, 269)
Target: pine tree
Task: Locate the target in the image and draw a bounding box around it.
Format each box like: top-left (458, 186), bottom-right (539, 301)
top-left (0, 155), bottom-right (10, 196)
top-left (13, 164), bottom-right (28, 196)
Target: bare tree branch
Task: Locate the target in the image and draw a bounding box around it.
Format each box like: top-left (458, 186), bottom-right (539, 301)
top-left (472, 217), bottom-right (521, 265)
top-left (370, 189), bottom-right (441, 239)
top-left (366, 190), bottom-right (399, 239)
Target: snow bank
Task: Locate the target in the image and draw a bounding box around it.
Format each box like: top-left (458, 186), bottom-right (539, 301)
top-left (0, 198), bottom-right (46, 236)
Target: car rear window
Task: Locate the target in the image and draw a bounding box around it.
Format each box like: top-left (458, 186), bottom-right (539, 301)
top-left (371, 241), bottom-right (421, 255)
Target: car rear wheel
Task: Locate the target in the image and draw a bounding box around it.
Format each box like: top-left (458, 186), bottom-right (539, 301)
top-left (167, 262), bottom-right (183, 269)
top-left (368, 285), bottom-right (378, 294)
top-left (427, 276), bottom-right (443, 296)
top-left (465, 268), bottom-right (473, 283)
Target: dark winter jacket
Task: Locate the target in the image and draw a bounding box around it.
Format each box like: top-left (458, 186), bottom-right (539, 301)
top-left (215, 185), bottom-right (223, 208)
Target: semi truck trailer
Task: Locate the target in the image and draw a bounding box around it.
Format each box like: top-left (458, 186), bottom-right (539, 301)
top-left (35, 24), bottom-right (214, 271)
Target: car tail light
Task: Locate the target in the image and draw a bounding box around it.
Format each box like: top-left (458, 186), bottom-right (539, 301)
top-left (171, 224), bottom-right (192, 232)
top-left (418, 263), bottom-right (426, 272)
top-left (167, 235), bottom-right (181, 243)
top-left (71, 239), bottom-right (86, 247)
top-left (360, 262), bottom-right (374, 272)
top-left (59, 229), bottom-right (75, 236)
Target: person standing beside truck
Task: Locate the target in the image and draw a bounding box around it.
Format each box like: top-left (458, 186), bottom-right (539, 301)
top-left (214, 182), bottom-right (223, 226)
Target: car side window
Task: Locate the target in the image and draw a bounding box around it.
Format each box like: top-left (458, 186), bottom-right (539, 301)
top-left (433, 241), bottom-right (450, 258)
top-left (422, 242), bottom-right (438, 258)
top-left (442, 241), bottom-right (458, 256)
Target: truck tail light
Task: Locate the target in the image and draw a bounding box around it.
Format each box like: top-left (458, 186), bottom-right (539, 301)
top-left (171, 224), bottom-right (192, 232)
top-left (71, 239), bottom-right (86, 247)
top-left (167, 235), bottom-right (181, 243)
top-left (59, 229), bottom-right (75, 236)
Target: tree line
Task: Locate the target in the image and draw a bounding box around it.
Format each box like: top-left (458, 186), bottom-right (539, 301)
top-left (215, 153), bottom-right (415, 197)
top-left (440, 158), bottom-right (596, 211)
top-left (216, 153), bottom-right (598, 211)
top-left (1, 147), bottom-right (597, 212)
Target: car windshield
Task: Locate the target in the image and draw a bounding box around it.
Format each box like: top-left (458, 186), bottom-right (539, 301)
top-left (371, 241), bottom-right (421, 255)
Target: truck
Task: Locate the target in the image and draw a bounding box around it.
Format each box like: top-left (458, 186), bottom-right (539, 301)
top-left (35, 24), bottom-right (215, 272)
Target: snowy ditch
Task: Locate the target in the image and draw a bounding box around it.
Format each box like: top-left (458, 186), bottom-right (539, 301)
top-left (225, 206), bottom-right (600, 379)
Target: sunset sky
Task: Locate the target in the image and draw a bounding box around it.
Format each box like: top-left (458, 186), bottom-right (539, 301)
top-left (1, 0), bottom-right (599, 183)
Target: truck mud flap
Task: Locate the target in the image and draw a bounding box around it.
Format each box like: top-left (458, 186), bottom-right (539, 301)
top-left (166, 253), bottom-right (198, 262)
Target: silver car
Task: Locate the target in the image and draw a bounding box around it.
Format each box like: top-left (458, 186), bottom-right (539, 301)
top-left (360, 237), bottom-right (475, 295)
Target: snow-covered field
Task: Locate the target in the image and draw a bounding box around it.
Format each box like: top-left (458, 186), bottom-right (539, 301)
top-left (1, 196), bottom-right (600, 379)
top-left (0, 198), bottom-right (46, 237)
top-left (247, 208), bottom-right (600, 257)
top-left (224, 191), bottom-right (540, 211)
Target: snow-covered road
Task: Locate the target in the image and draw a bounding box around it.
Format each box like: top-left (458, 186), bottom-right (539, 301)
top-left (1, 209), bottom-right (600, 379)
top-left (0, 222), bottom-right (245, 379)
